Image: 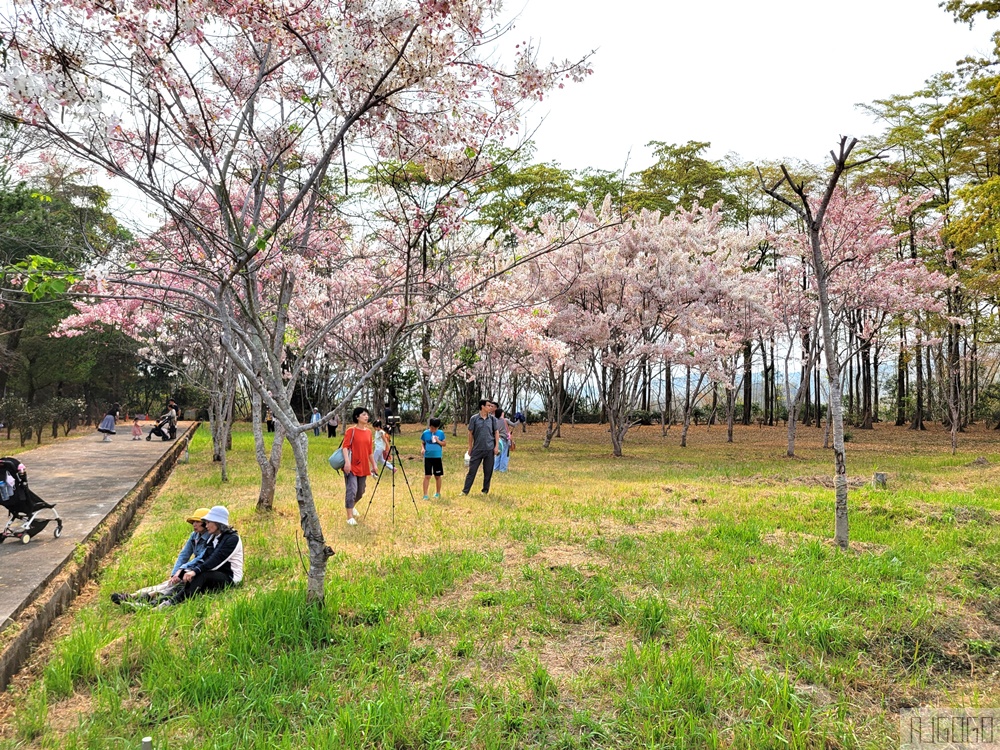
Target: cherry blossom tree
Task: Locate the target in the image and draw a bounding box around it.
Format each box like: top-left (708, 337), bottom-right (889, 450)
top-left (769, 186), bottom-right (948, 455)
top-left (1, 0), bottom-right (590, 602)
top-left (534, 200), bottom-right (759, 457)
top-left (767, 257), bottom-right (821, 457)
top-left (763, 138), bottom-right (887, 549)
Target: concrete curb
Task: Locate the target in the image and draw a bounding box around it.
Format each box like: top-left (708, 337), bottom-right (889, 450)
top-left (0, 422), bottom-right (200, 692)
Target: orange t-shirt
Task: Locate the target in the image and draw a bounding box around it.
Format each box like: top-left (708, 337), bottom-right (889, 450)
top-left (344, 426), bottom-right (374, 476)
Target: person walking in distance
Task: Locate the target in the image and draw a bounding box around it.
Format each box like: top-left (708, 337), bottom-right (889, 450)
top-left (166, 400), bottom-right (179, 440)
top-left (462, 399), bottom-right (500, 495)
top-left (494, 407), bottom-right (515, 472)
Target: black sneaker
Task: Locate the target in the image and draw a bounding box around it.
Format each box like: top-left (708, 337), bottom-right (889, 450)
top-left (110, 592), bottom-right (130, 605)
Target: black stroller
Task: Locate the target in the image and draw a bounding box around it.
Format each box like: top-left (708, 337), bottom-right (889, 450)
top-left (0, 457), bottom-right (62, 544)
top-left (146, 414), bottom-right (172, 441)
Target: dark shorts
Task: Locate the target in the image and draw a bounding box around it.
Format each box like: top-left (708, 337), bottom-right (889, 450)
top-left (424, 457), bottom-right (444, 476)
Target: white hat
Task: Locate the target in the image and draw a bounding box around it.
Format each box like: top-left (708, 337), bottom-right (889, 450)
top-left (202, 505), bottom-right (229, 525)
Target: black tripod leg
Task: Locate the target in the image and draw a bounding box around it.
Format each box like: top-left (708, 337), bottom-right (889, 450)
top-left (390, 444), bottom-right (419, 516)
top-left (362, 466), bottom-right (385, 520)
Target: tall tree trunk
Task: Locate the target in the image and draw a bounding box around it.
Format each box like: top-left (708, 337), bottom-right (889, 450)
top-left (818, 290), bottom-right (848, 547)
top-left (815, 367), bottom-right (822, 429)
top-left (785, 340), bottom-right (814, 458)
top-left (555, 365), bottom-right (565, 438)
top-left (543, 361), bottom-right (561, 449)
top-left (859, 338), bottom-right (873, 429)
top-left (895, 324), bottom-right (907, 426)
top-left (287, 429), bottom-right (334, 601)
top-left (846, 333), bottom-right (855, 426)
top-left (726, 387), bottom-right (735, 443)
top-left (252, 389), bottom-right (285, 512)
top-left (664, 361), bottom-right (673, 426)
top-left (762, 138), bottom-right (861, 550)
top-left (741, 342), bottom-right (752, 425)
top-left (679, 368), bottom-right (705, 448)
top-left (801, 332), bottom-right (812, 426)
top-left (925, 343), bottom-right (935, 419)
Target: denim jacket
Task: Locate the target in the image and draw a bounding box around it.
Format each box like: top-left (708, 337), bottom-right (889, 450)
top-left (171, 530), bottom-right (211, 576)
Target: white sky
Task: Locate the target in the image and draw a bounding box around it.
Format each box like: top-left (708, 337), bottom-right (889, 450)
top-left (503, 0), bottom-right (998, 172)
top-left (104, 0), bottom-right (997, 226)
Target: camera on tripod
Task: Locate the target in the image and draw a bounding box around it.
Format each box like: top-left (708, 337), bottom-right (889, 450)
top-left (386, 415), bottom-right (402, 426)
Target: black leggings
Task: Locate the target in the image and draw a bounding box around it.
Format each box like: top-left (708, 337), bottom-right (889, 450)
top-left (172, 571), bottom-right (231, 603)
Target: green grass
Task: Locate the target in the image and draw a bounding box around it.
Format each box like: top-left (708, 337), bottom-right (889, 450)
top-left (2, 420), bottom-right (1000, 748)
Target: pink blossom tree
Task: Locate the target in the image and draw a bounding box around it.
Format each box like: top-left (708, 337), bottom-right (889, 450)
top-left (533, 200), bottom-right (760, 457)
top-left (1, 0), bottom-right (590, 601)
top-left (764, 138), bottom-right (901, 549)
top-left (769, 186), bottom-right (948, 455)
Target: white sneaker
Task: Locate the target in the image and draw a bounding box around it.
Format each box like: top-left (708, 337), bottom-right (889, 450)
top-left (353, 508), bottom-right (360, 518)
top-left (347, 517), bottom-right (357, 526)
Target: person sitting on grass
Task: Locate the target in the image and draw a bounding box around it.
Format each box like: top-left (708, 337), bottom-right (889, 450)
top-left (421, 417), bottom-right (447, 500)
top-left (158, 505), bottom-right (243, 608)
top-left (110, 507), bottom-right (211, 607)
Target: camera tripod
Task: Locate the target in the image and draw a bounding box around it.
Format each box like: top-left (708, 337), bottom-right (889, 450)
top-left (363, 427), bottom-right (418, 524)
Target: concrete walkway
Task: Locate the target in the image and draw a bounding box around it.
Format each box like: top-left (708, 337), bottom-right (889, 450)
top-left (0, 424), bottom-right (193, 632)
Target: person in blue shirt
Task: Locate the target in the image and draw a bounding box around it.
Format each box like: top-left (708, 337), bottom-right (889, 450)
top-left (309, 407), bottom-right (322, 436)
top-left (421, 417), bottom-right (447, 500)
top-left (110, 508), bottom-right (211, 606)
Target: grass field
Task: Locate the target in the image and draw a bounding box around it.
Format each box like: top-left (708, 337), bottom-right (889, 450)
top-left (2, 419), bottom-right (999, 749)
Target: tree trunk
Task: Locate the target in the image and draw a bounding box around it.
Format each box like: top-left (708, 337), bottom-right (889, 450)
top-left (815, 368), bottom-right (822, 429)
top-left (287, 428), bottom-right (334, 602)
top-left (813, 255), bottom-right (848, 549)
top-left (801, 332), bottom-right (812, 426)
top-left (846, 334), bottom-right (855, 425)
top-left (859, 338), bottom-right (873, 429)
top-left (872, 342), bottom-right (881, 423)
top-left (925, 343), bottom-right (934, 418)
top-left (762, 140), bottom-right (860, 549)
top-left (679, 369), bottom-right (705, 448)
top-left (741, 342), bottom-right (752, 425)
top-left (252, 390), bottom-right (284, 512)
top-left (895, 324), bottom-right (906, 426)
top-left (664, 361), bottom-right (673, 426)
top-left (726, 387), bottom-right (735, 443)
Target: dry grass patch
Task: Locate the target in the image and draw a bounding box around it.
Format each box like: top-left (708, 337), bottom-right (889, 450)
top-left (44, 692), bottom-right (92, 736)
top-left (534, 624), bottom-right (635, 681)
top-left (762, 528), bottom-right (890, 555)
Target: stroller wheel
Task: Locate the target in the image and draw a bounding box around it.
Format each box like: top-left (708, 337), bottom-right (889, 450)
top-left (21, 533), bottom-right (30, 544)
top-left (146, 435), bottom-right (151, 441)
top-left (54, 523), bottom-right (62, 538)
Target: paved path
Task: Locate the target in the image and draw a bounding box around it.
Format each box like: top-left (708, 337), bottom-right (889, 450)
top-left (0, 425), bottom-right (192, 631)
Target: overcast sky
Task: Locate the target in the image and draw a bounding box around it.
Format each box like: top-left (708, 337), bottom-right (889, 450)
top-left (502, 0), bottom-right (998, 172)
